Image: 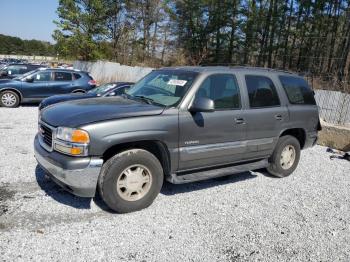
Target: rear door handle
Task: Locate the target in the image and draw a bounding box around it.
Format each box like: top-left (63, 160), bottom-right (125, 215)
top-left (275, 114), bottom-right (283, 121)
top-left (234, 117), bottom-right (245, 124)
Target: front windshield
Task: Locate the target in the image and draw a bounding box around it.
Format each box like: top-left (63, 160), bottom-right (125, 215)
top-left (88, 83), bottom-right (117, 95)
top-left (127, 70), bottom-right (198, 107)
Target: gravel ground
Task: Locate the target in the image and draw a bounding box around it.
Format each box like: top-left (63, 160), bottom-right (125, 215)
top-left (0, 106), bottom-right (349, 262)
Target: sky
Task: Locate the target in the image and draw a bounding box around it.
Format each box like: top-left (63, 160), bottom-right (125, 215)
top-left (0, 0), bottom-right (58, 43)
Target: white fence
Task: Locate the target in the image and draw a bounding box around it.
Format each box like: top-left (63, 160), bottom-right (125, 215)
top-left (73, 60), bottom-right (153, 83)
top-left (315, 90), bottom-right (350, 126)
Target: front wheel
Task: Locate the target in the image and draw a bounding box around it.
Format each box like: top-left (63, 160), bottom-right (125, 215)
top-left (98, 149), bottom-right (163, 213)
top-left (0, 90), bottom-right (20, 108)
top-left (267, 135), bottom-right (301, 178)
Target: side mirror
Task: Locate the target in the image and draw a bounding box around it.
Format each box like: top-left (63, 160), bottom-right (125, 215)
top-left (107, 92), bottom-right (116, 96)
top-left (0, 71), bottom-right (8, 77)
top-left (189, 97), bottom-right (215, 113)
top-left (25, 76), bottom-right (34, 83)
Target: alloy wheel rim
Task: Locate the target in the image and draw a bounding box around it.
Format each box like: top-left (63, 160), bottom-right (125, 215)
top-left (116, 165), bottom-right (152, 201)
top-left (1, 93), bottom-right (16, 107)
top-left (280, 145), bottom-right (296, 170)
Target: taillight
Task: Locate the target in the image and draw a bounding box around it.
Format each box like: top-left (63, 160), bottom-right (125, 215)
top-left (88, 79), bottom-right (96, 85)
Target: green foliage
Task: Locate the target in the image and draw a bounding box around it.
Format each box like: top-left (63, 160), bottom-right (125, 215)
top-left (53, 0), bottom-right (109, 60)
top-left (0, 34), bottom-right (55, 56)
top-left (51, 0), bottom-right (350, 80)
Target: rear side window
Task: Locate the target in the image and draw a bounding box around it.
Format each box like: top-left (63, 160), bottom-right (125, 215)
top-left (245, 75), bottom-right (280, 108)
top-left (54, 72), bottom-right (72, 81)
top-left (73, 73), bottom-right (82, 79)
top-left (279, 75), bottom-right (316, 105)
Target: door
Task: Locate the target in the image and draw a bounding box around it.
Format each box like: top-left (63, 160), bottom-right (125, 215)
top-left (22, 70), bottom-right (53, 100)
top-left (242, 74), bottom-right (289, 159)
top-left (50, 71), bottom-right (75, 95)
top-left (179, 73), bottom-right (247, 170)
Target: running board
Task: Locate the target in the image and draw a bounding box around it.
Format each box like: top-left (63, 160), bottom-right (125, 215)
top-left (167, 159), bottom-right (269, 184)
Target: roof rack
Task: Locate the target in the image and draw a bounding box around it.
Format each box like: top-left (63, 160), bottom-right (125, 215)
top-left (199, 63), bottom-right (295, 75)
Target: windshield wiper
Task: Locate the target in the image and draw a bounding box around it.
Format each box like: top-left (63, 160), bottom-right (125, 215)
top-left (134, 95), bottom-right (156, 105)
top-left (133, 95), bottom-right (165, 107)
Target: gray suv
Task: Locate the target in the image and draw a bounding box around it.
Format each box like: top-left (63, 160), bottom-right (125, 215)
top-left (34, 66), bottom-right (320, 213)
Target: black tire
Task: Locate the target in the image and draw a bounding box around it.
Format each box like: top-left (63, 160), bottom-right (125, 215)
top-left (267, 135), bottom-right (301, 178)
top-left (98, 149), bottom-right (163, 213)
top-left (0, 90), bottom-right (20, 108)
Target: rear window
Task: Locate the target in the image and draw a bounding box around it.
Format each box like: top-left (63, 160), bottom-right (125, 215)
top-left (54, 72), bottom-right (72, 81)
top-left (279, 76), bottom-right (316, 105)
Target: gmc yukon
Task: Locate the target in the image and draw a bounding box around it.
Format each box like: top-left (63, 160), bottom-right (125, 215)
top-left (34, 66), bottom-right (320, 213)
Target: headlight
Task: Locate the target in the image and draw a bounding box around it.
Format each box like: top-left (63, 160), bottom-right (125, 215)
top-left (54, 127), bottom-right (90, 156)
top-left (56, 127), bottom-right (90, 143)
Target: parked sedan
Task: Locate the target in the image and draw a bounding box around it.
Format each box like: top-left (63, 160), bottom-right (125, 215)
top-left (0, 63), bottom-right (44, 79)
top-left (0, 68), bottom-right (96, 108)
top-left (39, 82), bottom-right (134, 110)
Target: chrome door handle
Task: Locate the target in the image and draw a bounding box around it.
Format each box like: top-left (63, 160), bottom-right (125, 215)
top-left (234, 117), bottom-right (245, 124)
top-left (275, 114), bottom-right (283, 120)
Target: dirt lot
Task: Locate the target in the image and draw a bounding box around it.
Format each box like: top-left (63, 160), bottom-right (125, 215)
top-left (0, 106), bottom-right (349, 261)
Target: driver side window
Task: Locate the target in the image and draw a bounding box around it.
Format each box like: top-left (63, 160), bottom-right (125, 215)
top-left (33, 71), bottom-right (52, 82)
top-left (195, 74), bottom-right (241, 110)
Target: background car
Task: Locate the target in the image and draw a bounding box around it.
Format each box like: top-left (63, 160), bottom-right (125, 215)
top-left (0, 63), bottom-right (44, 79)
top-left (0, 68), bottom-right (96, 108)
top-left (39, 82), bottom-right (134, 110)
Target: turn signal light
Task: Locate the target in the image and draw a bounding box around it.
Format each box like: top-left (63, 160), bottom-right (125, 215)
top-left (70, 147), bottom-right (83, 155)
top-left (71, 130), bottom-right (90, 143)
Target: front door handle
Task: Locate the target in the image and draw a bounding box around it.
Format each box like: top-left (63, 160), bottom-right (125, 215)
top-left (234, 117), bottom-right (245, 124)
top-left (275, 114), bottom-right (283, 121)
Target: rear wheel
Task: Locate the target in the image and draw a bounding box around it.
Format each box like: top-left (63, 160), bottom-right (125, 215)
top-left (98, 149), bottom-right (163, 213)
top-left (0, 90), bottom-right (20, 108)
top-left (267, 135), bottom-right (301, 178)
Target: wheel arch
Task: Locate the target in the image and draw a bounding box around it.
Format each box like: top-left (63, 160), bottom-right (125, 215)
top-left (102, 140), bottom-right (171, 178)
top-left (0, 87), bottom-right (23, 102)
top-left (72, 89), bottom-right (86, 93)
top-left (279, 128), bottom-right (306, 149)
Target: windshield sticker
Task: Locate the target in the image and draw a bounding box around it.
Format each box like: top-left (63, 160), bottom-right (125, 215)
top-left (167, 79), bottom-right (187, 86)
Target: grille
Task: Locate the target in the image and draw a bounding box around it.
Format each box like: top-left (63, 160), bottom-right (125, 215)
top-left (40, 123), bottom-right (53, 148)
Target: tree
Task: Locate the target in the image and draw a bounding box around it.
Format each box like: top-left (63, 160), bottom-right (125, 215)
top-left (53, 0), bottom-right (109, 60)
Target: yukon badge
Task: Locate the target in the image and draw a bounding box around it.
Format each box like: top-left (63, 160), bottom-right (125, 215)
top-left (184, 140), bottom-right (199, 145)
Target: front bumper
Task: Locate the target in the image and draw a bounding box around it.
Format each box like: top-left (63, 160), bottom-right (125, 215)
top-left (34, 135), bottom-right (103, 197)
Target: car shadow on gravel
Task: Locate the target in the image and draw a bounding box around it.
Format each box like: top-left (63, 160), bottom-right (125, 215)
top-left (35, 165), bottom-right (92, 209)
top-left (35, 165), bottom-right (258, 211)
top-left (161, 171), bottom-right (257, 195)
top-left (21, 103), bottom-right (39, 107)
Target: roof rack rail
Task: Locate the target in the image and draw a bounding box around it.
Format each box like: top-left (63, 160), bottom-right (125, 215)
top-left (196, 63), bottom-right (298, 75)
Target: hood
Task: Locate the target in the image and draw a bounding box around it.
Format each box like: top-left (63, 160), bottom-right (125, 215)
top-left (41, 96), bottom-right (165, 127)
top-left (0, 79), bottom-right (16, 85)
top-left (39, 93), bottom-right (96, 110)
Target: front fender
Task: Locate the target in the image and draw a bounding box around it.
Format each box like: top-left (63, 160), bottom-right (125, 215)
top-left (81, 114), bottom-right (179, 157)
top-left (88, 130), bottom-right (172, 156)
